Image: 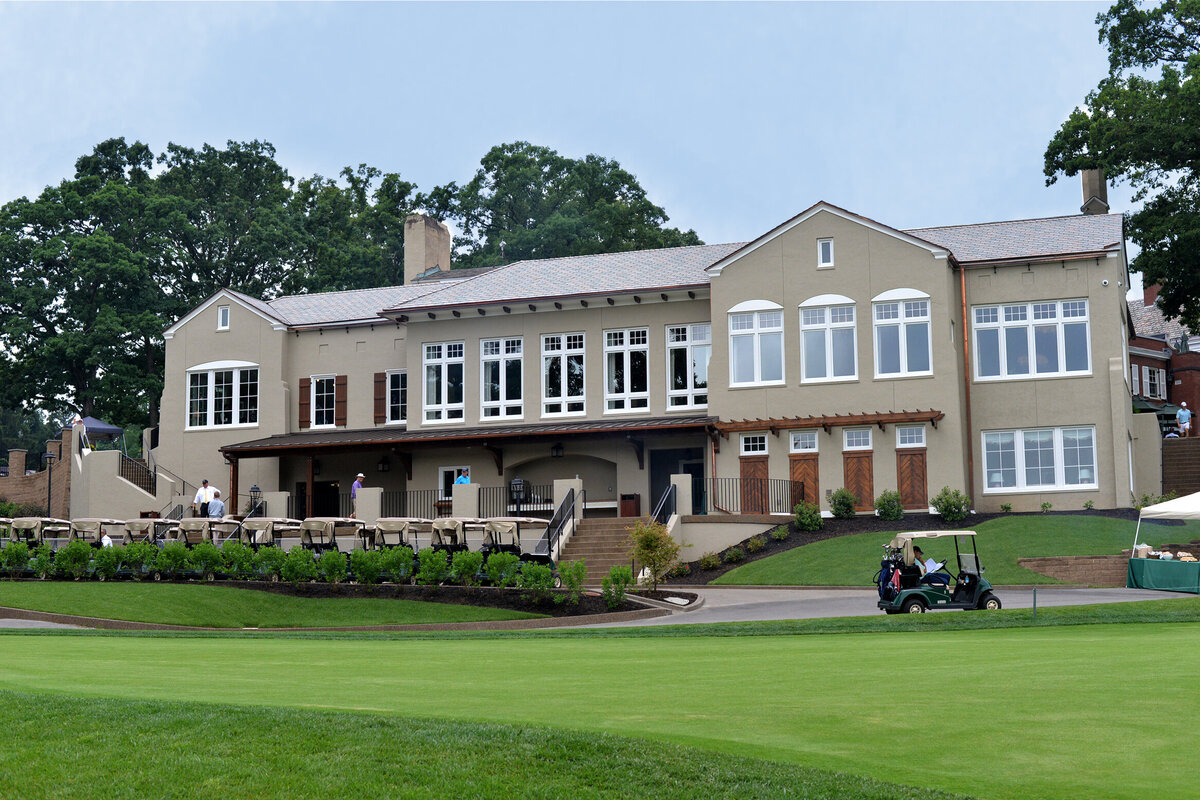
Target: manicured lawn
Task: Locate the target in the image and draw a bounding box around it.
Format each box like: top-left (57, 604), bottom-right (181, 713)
top-left (0, 691), bottom-right (970, 800)
top-left (713, 514), bottom-right (1200, 586)
top-left (1, 619), bottom-right (1198, 799)
top-left (0, 583), bottom-right (542, 627)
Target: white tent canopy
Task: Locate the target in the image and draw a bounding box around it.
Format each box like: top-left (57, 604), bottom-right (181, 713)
top-left (1133, 491), bottom-right (1200, 551)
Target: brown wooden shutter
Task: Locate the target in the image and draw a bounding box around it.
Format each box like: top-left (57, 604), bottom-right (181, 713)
top-left (334, 374), bottom-right (348, 426)
top-left (374, 372), bottom-right (386, 424)
top-left (298, 377), bottom-right (311, 429)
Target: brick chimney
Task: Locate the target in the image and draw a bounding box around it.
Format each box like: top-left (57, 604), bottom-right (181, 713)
top-left (1144, 282), bottom-right (1161, 308)
top-left (403, 214), bottom-right (452, 285)
top-left (1080, 169), bottom-right (1109, 215)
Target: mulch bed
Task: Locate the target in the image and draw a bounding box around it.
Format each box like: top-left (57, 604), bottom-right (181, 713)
top-left (665, 508), bottom-right (1145, 586)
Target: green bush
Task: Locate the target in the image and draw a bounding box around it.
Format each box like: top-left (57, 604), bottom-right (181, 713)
top-left (123, 541), bottom-right (158, 580)
top-left (745, 535), bottom-right (766, 554)
top-left (92, 545), bottom-right (123, 580)
top-left (54, 540), bottom-right (93, 580)
top-left (516, 561), bottom-right (554, 602)
top-left (416, 548), bottom-right (449, 585)
top-left (380, 546), bottom-right (415, 582)
top-left (220, 540), bottom-right (255, 579)
top-left (253, 546), bottom-right (287, 580)
top-left (601, 565), bottom-right (633, 610)
top-left (698, 552), bottom-right (721, 570)
top-left (1135, 490), bottom-right (1177, 510)
top-left (874, 490), bottom-right (904, 521)
top-left (1083, 500), bottom-right (1095, 511)
top-left (1041, 502), bottom-right (1053, 514)
top-left (190, 541), bottom-right (224, 578)
top-left (668, 561), bottom-right (691, 578)
top-left (628, 520), bottom-right (681, 591)
top-left (722, 547), bottom-right (745, 564)
top-left (770, 526), bottom-right (791, 542)
top-left (349, 549), bottom-right (384, 585)
top-left (930, 486), bottom-right (971, 524)
top-left (280, 548), bottom-right (317, 583)
top-left (484, 552), bottom-right (522, 587)
top-left (829, 489), bottom-right (858, 519)
top-left (2, 541), bottom-right (30, 578)
top-left (30, 544), bottom-right (55, 579)
top-left (1000, 503), bottom-right (1013, 513)
top-left (317, 551), bottom-right (347, 584)
top-left (793, 500), bottom-right (824, 531)
top-left (449, 550), bottom-right (484, 586)
top-left (156, 542), bottom-right (192, 579)
top-left (557, 559), bottom-right (587, 605)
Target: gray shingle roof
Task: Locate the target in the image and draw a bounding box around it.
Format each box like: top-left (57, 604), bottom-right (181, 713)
top-left (225, 289), bottom-right (288, 325)
top-left (905, 213), bottom-right (1124, 264)
top-left (1128, 299), bottom-right (1191, 342)
top-left (267, 285), bottom-right (441, 327)
top-left (385, 243), bottom-right (746, 313)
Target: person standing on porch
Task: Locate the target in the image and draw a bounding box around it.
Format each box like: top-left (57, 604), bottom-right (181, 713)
top-left (192, 479), bottom-right (215, 517)
top-left (351, 472), bottom-right (364, 518)
top-left (454, 468), bottom-right (470, 484)
top-left (1178, 402), bottom-right (1192, 438)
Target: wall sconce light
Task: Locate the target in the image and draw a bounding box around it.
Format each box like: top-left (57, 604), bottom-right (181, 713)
top-left (377, 456), bottom-right (390, 473)
top-left (550, 443), bottom-right (564, 459)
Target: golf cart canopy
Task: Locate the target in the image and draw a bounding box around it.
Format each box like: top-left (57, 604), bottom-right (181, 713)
top-left (887, 532), bottom-right (978, 567)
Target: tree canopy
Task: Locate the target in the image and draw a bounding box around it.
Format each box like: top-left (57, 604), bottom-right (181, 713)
top-left (1044, 0), bottom-right (1200, 328)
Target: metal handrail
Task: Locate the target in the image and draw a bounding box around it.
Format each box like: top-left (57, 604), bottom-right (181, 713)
top-left (650, 484), bottom-right (676, 525)
top-left (118, 453), bottom-right (156, 495)
top-left (537, 488), bottom-right (586, 563)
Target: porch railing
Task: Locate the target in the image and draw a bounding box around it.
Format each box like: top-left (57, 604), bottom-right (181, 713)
top-left (118, 453), bottom-right (156, 496)
top-left (381, 489), bottom-right (443, 519)
top-left (479, 483), bottom-right (555, 518)
top-left (706, 478), bottom-right (803, 515)
top-left (534, 488), bottom-right (585, 563)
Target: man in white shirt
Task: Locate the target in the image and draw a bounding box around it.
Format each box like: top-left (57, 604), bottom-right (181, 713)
top-left (207, 490), bottom-right (226, 519)
top-left (192, 479), bottom-right (215, 517)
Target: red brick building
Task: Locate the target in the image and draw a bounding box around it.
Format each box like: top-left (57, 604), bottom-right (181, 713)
top-left (1128, 283), bottom-right (1200, 434)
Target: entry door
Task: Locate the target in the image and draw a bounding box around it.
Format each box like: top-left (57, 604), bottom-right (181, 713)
top-left (842, 452), bottom-right (874, 512)
top-left (789, 454), bottom-right (819, 507)
top-left (739, 456), bottom-right (768, 514)
top-left (897, 449), bottom-right (928, 510)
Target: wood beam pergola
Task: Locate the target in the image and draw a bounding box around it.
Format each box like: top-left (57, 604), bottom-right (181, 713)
top-left (714, 409), bottom-right (945, 435)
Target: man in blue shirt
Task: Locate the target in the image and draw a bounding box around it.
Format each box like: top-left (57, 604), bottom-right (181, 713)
top-left (1178, 402), bottom-right (1192, 438)
top-left (207, 490), bottom-right (226, 519)
top-left (454, 468), bottom-right (470, 484)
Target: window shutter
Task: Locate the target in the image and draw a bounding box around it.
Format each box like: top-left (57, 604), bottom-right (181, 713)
top-left (1131, 366), bottom-right (1139, 395)
top-left (335, 374), bottom-right (348, 426)
top-left (1142, 366), bottom-right (1150, 397)
top-left (374, 372), bottom-right (386, 424)
top-left (1158, 368), bottom-right (1168, 400)
top-left (298, 377), bottom-right (311, 429)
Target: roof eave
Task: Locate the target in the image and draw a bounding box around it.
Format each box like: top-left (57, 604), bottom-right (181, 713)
top-left (380, 282), bottom-right (712, 317)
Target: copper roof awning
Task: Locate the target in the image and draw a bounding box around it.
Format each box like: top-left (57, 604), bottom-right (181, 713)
top-left (221, 415), bottom-right (715, 457)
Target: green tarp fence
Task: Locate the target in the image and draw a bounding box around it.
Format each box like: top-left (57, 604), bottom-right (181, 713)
top-left (1127, 558), bottom-right (1200, 594)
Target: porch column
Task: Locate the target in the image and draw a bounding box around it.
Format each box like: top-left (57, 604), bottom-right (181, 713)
top-left (229, 457), bottom-right (239, 517)
top-left (670, 473), bottom-right (692, 516)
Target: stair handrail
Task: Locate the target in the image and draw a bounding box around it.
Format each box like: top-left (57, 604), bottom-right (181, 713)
top-left (537, 488), bottom-right (586, 563)
top-left (650, 484), bottom-right (676, 526)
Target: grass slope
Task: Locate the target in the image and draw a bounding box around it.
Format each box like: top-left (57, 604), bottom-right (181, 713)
top-left (714, 514), bottom-right (1200, 586)
top-left (0, 690), bottom-right (970, 800)
top-left (0, 583), bottom-right (541, 627)
top-left (2, 620), bottom-right (1199, 799)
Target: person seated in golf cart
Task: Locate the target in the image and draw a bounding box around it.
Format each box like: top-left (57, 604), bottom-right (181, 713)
top-left (912, 546), bottom-right (952, 587)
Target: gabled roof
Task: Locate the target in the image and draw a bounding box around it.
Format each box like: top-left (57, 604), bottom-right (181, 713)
top-left (905, 213), bottom-right (1123, 265)
top-left (384, 243), bottom-right (744, 314)
top-left (1128, 298), bottom-right (1191, 343)
top-left (267, 284), bottom-right (441, 328)
top-left (163, 288), bottom-right (288, 339)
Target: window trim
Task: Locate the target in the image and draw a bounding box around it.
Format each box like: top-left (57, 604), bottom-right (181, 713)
top-left (480, 337), bottom-right (524, 420)
top-left (972, 299), bottom-right (1092, 382)
top-left (423, 341), bottom-right (466, 425)
top-left (981, 425), bottom-right (1099, 494)
top-left (728, 307), bottom-right (785, 387)
top-left (800, 300), bottom-right (858, 384)
top-left (604, 327), bottom-right (651, 414)
top-left (789, 430), bottom-right (818, 454)
top-left (872, 297), bottom-right (932, 379)
top-left (896, 425), bottom-right (926, 448)
top-left (817, 238), bottom-right (834, 269)
top-left (843, 428), bottom-right (873, 452)
top-left (216, 305), bottom-right (230, 331)
top-left (185, 364), bottom-right (260, 431)
top-left (666, 323), bottom-right (711, 410)
top-left (740, 433), bottom-right (768, 456)
top-left (386, 369), bottom-right (407, 425)
top-left (542, 332), bottom-right (586, 417)
top-left (310, 374), bottom-right (337, 429)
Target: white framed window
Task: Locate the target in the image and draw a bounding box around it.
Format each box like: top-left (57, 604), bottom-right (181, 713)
top-left (423, 342), bottom-right (465, 423)
top-left (1130, 365), bottom-right (1140, 395)
top-left (973, 299), bottom-right (1091, 380)
top-left (667, 323), bottom-right (711, 408)
top-left (481, 338), bottom-right (523, 418)
top-left (982, 426), bottom-right (1097, 493)
top-left (817, 238), bottom-right (834, 268)
top-left (187, 363), bottom-right (258, 429)
top-left (386, 370), bottom-right (407, 424)
top-left (897, 425), bottom-right (926, 448)
top-left (216, 305), bottom-right (230, 331)
top-left (843, 428), bottom-right (872, 451)
top-left (729, 305), bottom-right (784, 386)
top-left (740, 434), bottom-right (768, 455)
top-left (874, 298), bottom-right (931, 377)
top-left (800, 299), bottom-right (857, 383)
top-left (1142, 366), bottom-right (1166, 400)
top-left (789, 431), bottom-right (818, 453)
top-left (311, 374), bottom-right (336, 428)
top-left (605, 328), bottom-right (649, 412)
top-left (543, 333), bottom-right (585, 416)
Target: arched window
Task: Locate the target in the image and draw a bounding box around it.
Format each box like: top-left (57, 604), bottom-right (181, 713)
top-left (871, 289), bottom-right (932, 378)
top-left (799, 294), bottom-right (857, 383)
top-left (728, 300), bottom-right (784, 386)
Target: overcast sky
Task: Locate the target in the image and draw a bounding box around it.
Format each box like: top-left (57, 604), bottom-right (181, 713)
top-left (0, 1), bottom-right (1130, 249)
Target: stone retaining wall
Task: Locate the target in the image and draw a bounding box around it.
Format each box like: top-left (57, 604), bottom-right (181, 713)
top-left (1017, 555), bottom-right (1129, 587)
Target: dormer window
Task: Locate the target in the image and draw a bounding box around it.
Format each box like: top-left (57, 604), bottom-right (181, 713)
top-left (817, 238), bottom-right (834, 269)
top-left (217, 305), bottom-right (230, 331)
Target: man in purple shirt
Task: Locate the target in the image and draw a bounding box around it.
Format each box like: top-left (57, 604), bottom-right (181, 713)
top-left (351, 472), bottom-right (364, 518)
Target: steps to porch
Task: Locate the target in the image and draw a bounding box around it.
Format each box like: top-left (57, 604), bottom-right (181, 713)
top-left (558, 518), bottom-right (640, 584)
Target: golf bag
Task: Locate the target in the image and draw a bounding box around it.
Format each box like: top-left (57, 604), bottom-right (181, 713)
top-left (875, 559), bottom-right (900, 601)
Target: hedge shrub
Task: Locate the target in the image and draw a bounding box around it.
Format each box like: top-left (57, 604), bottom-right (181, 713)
top-left (449, 550), bottom-right (483, 586)
top-left (190, 541), bottom-right (224, 578)
top-left (517, 561), bottom-right (554, 602)
top-left (874, 490), bottom-right (904, 521)
top-left (253, 546), bottom-right (287, 580)
top-left (92, 545), bottom-right (123, 580)
top-left (380, 546), bottom-right (415, 582)
top-left (930, 486), bottom-right (970, 524)
top-left (54, 540), bottom-right (92, 580)
top-left (829, 488), bottom-right (858, 519)
top-left (280, 548), bottom-right (317, 584)
top-left (2, 541), bottom-right (30, 578)
top-left (221, 540), bottom-right (255, 580)
top-left (349, 549), bottom-right (383, 585)
top-left (601, 565), bottom-right (633, 610)
top-left (123, 541), bottom-right (158, 580)
top-left (156, 542), bottom-right (191, 579)
top-left (484, 552), bottom-right (521, 587)
top-left (31, 544), bottom-right (55, 579)
top-left (793, 501), bottom-right (823, 531)
top-left (557, 559), bottom-right (587, 605)
top-left (317, 550), bottom-right (347, 584)
top-left (416, 548), bottom-right (449, 585)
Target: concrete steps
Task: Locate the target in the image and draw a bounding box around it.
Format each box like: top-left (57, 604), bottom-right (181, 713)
top-left (559, 517), bottom-right (642, 583)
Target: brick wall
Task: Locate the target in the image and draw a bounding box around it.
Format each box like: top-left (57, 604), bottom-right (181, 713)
top-left (1169, 351), bottom-right (1200, 416)
top-left (0, 428), bottom-right (72, 518)
top-left (1017, 554), bottom-right (1129, 587)
top-left (1163, 438), bottom-right (1200, 496)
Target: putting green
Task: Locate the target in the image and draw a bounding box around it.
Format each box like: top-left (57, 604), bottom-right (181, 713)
top-left (1, 624), bottom-right (1196, 799)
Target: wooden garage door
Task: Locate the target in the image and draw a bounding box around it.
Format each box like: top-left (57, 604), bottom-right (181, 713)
top-left (897, 449), bottom-right (928, 510)
top-left (789, 454), bottom-right (818, 507)
top-left (843, 452), bottom-right (874, 512)
top-left (739, 455), bottom-right (768, 514)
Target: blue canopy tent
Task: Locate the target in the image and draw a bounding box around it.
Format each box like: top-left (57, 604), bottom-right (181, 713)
top-left (79, 416), bottom-right (127, 455)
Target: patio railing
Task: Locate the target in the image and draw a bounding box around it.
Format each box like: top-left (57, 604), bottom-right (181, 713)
top-left (479, 483), bottom-right (554, 518)
top-left (706, 478), bottom-right (803, 515)
top-left (381, 489), bottom-right (444, 519)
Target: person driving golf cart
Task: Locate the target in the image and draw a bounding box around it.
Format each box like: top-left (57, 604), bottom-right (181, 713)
top-left (876, 531), bottom-right (1001, 614)
top-left (911, 546), bottom-right (952, 587)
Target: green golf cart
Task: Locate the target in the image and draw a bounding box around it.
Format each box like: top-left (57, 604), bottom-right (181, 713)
top-left (876, 531), bottom-right (1001, 614)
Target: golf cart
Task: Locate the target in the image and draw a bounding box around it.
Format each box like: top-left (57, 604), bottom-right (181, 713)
top-left (10, 517), bottom-right (71, 548)
top-left (69, 518), bottom-right (125, 547)
top-left (876, 531), bottom-right (1001, 614)
top-left (370, 517), bottom-right (429, 552)
top-left (480, 517), bottom-right (552, 566)
top-left (237, 517), bottom-right (301, 550)
top-left (429, 517), bottom-right (482, 557)
top-left (122, 518), bottom-right (177, 545)
top-left (298, 517), bottom-right (361, 555)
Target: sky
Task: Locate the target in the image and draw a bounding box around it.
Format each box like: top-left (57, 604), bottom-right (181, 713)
top-left (0, 1), bottom-right (1134, 261)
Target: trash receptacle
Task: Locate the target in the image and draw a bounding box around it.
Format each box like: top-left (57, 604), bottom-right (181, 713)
top-left (619, 493), bottom-right (641, 517)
